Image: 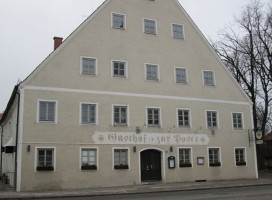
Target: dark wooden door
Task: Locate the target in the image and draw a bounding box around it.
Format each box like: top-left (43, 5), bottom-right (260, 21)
top-left (141, 150), bottom-right (161, 181)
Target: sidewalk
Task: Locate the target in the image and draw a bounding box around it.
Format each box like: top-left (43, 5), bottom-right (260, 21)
top-left (1, 171), bottom-right (272, 199)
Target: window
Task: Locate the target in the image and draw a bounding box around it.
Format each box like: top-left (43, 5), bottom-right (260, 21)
top-left (146, 64), bottom-right (159, 80)
top-left (112, 13), bottom-right (125, 29)
top-left (172, 24), bottom-right (184, 39)
top-left (147, 108), bottom-right (160, 127)
top-left (113, 106), bottom-right (128, 126)
top-left (114, 149), bottom-right (129, 169)
top-left (81, 103), bottom-right (97, 124)
top-left (39, 101), bottom-right (56, 123)
top-left (206, 111), bottom-right (218, 128)
top-left (81, 148), bottom-right (97, 170)
top-left (177, 109), bottom-right (190, 128)
top-left (235, 148), bottom-right (246, 166)
top-left (203, 71), bottom-right (215, 86)
top-left (144, 19), bottom-right (157, 34)
top-left (112, 61), bottom-right (127, 78)
top-left (209, 148), bottom-right (221, 167)
top-left (81, 57), bottom-right (96, 75)
top-left (175, 68), bottom-right (187, 83)
top-left (179, 148), bottom-right (192, 167)
top-left (233, 113), bottom-right (243, 129)
top-left (37, 148), bottom-right (54, 171)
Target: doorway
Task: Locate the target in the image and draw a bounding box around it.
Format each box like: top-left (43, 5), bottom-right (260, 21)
top-left (140, 150), bottom-right (162, 182)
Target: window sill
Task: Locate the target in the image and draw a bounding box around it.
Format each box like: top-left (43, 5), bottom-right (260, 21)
top-left (180, 163), bottom-right (192, 168)
top-left (80, 123), bottom-right (97, 126)
top-left (144, 32), bottom-right (157, 35)
top-left (147, 125), bottom-right (161, 128)
top-left (236, 162), bottom-right (247, 166)
top-left (114, 165), bottom-right (129, 169)
top-left (176, 81), bottom-right (188, 85)
top-left (112, 27), bottom-right (126, 30)
top-left (173, 36), bottom-right (185, 40)
top-left (113, 75), bottom-right (127, 79)
top-left (146, 78), bottom-right (160, 82)
top-left (114, 124), bottom-right (128, 127)
top-left (37, 166), bottom-right (54, 171)
top-left (209, 162), bottom-right (221, 167)
top-left (38, 121), bottom-right (57, 124)
top-left (81, 73), bottom-right (97, 76)
top-left (81, 165), bottom-right (97, 170)
top-left (204, 84), bottom-right (216, 87)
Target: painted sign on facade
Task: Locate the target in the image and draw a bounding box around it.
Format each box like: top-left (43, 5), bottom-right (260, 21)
top-left (92, 132), bottom-right (210, 145)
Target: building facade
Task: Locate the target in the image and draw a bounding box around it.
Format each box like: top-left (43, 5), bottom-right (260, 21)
top-left (0, 0), bottom-right (258, 192)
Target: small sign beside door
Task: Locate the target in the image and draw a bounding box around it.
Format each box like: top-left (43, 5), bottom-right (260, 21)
top-left (168, 156), bottom-right (175, 169)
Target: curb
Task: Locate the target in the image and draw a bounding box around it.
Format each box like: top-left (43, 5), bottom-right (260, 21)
top-left (1, 181), bottom-right (272, 199)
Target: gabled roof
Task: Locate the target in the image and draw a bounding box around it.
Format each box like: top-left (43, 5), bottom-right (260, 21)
top-left (18, 0), bottom-right (251, 104)
top-left (0, 85), bottom-right (19, 124)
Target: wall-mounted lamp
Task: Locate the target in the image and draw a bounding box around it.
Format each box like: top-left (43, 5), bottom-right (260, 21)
top-left (135, 123), bottom-right (146, 134)
top-left (27, 144), bottom-right (31, 152)
top-left (209, 128), bottom-right (215, 135)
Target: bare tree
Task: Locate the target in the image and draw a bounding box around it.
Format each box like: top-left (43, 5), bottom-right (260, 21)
top-left (212, 0), bottom-right (272, 169)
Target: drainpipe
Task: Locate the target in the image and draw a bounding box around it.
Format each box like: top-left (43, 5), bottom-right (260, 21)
top-left (14, 90), bottom-right (20, 190)
top-left (0, 124), bottom-right (3, 179)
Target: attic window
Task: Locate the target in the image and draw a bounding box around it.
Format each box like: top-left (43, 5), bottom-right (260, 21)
top-left (172, 24), bottom-right (185, 39)
top-left (112, 13), bottom-right (126, 29)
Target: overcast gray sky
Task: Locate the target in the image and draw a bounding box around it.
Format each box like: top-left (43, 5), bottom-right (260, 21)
top-left (0, 0), bottom-right (270, 112)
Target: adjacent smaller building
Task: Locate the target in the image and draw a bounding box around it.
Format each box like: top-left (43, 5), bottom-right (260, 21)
top-left (265, 132), bottom-right (272, 169)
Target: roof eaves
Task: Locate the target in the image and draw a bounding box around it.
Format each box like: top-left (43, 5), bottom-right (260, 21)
top-left (19, 0), bottom-right (110, 89)
top-left (0, 85), bottom-right (19, 124)
top-left (173, 0), bottom-right (252, 105)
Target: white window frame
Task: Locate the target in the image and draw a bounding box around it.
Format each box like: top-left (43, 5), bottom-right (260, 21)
top-left (234, 147), bottom-right (247, 167)
top-left (111, 12), bottom-right (126, 29)
top-left (37, 100), bottom-right (58, 124)
top-left (176, 108), bottom-right (192, 128)
top-left (171, 23), bottom-right (185, 39)
top-left (178, 147), bottom-right (193, 168)
top-left (207, 147), bottom-right (222, 168)
top-left (206, 110), bottom-right (219, 129)
top-left (143, 18), bottom-right (158, 35)
top-left (146, 106), bottom-right (162, 128)
top-left (232, 112), bottom-right (244, 130)
top-left (111, 60), bottom-right (128, 79)
top-left (145, 63), bottom-right (160, 81)
top-left (112, 104), bottom-right (130, 126)
top-left (203, 70), bottom-right (216, 86)
top-left (80, 56), bottom-right (98, 76)
top-left (34, 146), bottom-right (56, 172)
top-left (80, 102), bottom-right (98, 125)
top-left (80, 147), bottom-right (99, 170)
top-left (112, 147), bottom-right (130, 170)
top-left (174, 67), bottom-right (188, 84)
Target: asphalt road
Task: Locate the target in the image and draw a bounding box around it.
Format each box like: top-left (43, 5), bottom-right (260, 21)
top-left (41, 185), bottom-right (272, 200)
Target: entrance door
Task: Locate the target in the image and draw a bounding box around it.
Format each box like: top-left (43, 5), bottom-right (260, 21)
top-left (141, 150), bottom-right (162, 181)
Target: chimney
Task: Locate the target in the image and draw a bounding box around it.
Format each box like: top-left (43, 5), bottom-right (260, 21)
top-left (53, 37), bottom-right (63, 50)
